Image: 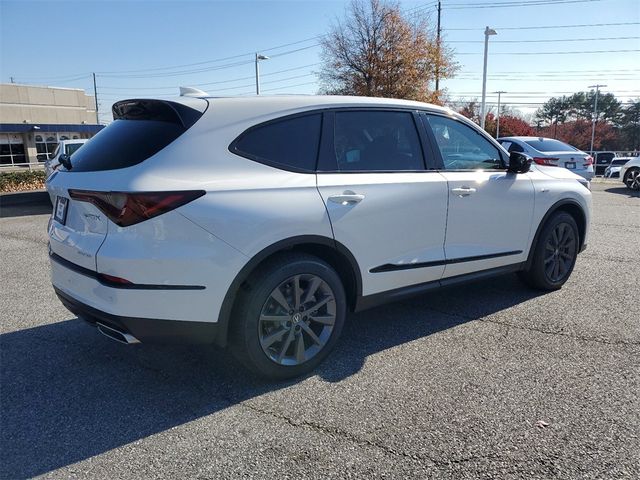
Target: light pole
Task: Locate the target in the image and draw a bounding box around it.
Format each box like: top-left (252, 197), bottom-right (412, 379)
top-left (494, 90), bottom-right (506, 138)
top-left (588, 84), bottom-right (606, 154)
top-left (255, 53), bottom-right (269, 95)
top-left (480, 26), bottom-right (497, 130)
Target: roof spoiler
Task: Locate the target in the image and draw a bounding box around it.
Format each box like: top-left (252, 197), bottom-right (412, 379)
top-left (112, 99), bottom-right (205, 129)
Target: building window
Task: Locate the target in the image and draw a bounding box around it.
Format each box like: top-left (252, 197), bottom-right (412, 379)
top-left (35, 134), bottom-right (59, 162)
top-left (0, 134), bottom-right (26, 165)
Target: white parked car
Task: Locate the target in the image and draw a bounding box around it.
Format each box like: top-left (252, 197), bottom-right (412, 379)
top-left (603, 157), bottom-right (634, 178)
top-left (498, 136), bottom-right (594, 181)
top-left (47, 95), bottom-right (592, 378)
top-left (619, 156), bottom-right (640, 190)
top-left (44, 139), bottom-right (88, 178)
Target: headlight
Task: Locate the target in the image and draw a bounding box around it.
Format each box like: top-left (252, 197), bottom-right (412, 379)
top-left (577, 178), bottom-right (591, 191)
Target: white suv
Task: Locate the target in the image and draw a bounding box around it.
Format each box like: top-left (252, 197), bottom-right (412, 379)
top-left (47, 95), bottom-right (592, 378)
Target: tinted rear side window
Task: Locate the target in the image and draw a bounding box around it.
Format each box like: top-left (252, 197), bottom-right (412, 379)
top-left (525, 139), bottom-right (577, 152)
top-left (231, 114), bottom-right (322, 172)
top-left (333, 111), bottom-right (424, 171)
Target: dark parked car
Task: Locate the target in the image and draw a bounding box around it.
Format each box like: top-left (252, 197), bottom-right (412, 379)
top-left (595, 151), bottom-right (616, 175)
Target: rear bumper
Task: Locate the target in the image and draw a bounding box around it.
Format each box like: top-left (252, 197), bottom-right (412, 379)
top-left (55, 287), bottom-right (219, 344)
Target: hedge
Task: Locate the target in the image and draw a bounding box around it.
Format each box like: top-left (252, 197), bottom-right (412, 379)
top-left (0, 170), bottom-right (47, 193)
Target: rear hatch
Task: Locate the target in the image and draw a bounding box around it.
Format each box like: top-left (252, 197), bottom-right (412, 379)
top-left (47, 97), bottom-right (208, 271)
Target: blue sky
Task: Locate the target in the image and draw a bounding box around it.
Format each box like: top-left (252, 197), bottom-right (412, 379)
top-left (1, 0), bottom-right (638, 123)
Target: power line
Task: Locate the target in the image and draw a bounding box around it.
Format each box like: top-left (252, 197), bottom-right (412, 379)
top-left (443, 0), bottom-right (602, 9)
top-left (98, 63), bottom-right (321, 91)
top-left (262, 81), bottom-right (318, 92)
top-left (455, 49), bottom-right (640, 55)
top-left (95, 36), bottom-right (321, 75)
top-left (448, 36), bottom-right (640, 43)
top-left (98, 44), bottom-right (321, 79)
top-left (444, 21), bottom-right (639, 31)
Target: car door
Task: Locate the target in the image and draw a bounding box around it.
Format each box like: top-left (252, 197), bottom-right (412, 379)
top-left (316, 109), bottom-right (448, 297)
top-left (422, 113), bottom-right (535, 279)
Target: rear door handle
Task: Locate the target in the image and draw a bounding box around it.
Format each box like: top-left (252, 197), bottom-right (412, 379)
top-left (328, 191), bottom-right (365, 205)
top-left (451, 187), bottom-right (477, 197)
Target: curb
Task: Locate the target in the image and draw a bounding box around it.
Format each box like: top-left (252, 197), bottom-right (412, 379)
top-left (0, 190), bottom-right (51, 207)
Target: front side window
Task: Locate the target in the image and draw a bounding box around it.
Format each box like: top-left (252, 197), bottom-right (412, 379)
top-left (232, 114), bottom-right (321, 172)
top-left (333, 111), bottom-right (424, 172)
top-left (425, 115), bottom-right (503, 170)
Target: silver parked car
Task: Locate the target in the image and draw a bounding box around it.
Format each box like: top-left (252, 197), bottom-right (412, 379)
top-left (44, 139), bottom-right (88, 178)
top-left (499, 137), bottom-right (594, 181)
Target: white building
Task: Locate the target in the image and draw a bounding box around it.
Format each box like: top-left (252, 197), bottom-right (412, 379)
top-left (0, 83), bottom-right (104, 167)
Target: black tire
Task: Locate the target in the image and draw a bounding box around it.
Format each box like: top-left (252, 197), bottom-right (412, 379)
top-left (623, 167), bottom-right (640, 191)
top-left (518, 212), bottom-right (579, 291)
top-left (230, 253), bottom-right (346, 379)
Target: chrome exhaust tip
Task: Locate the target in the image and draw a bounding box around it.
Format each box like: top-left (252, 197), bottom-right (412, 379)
top-left (96, 322), bottom-right (141, 345)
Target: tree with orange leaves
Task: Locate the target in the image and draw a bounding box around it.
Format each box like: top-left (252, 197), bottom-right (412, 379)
top-left (319, 0), bottom-right (457, 104)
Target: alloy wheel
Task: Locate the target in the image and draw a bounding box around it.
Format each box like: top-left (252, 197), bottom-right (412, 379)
top-left (258, 274), bottom-right (336, 366)
top-left (544, 222), bottom-right (577, 283)
top-left (625, 169), bottom-right (640, 190)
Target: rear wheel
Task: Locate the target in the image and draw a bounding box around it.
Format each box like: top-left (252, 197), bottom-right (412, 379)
top-left (231, 253), bottom-right (346, 379)
top-left (519, 212), bottom-right (579, 290)
top-left (624, 168), bottom-right (640, 190)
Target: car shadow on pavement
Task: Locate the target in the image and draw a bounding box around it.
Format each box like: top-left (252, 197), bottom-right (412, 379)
top-left (604, 186), bottom-right (640, 198)
top-left (0, 202), bottom-right (52, 218)
top-left (0, 274), bottom-right (542, 478)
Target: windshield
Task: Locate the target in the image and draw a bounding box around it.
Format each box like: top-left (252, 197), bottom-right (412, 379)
top-left (65, 143), bottom-right (84, 156)
top-left (48, 143), bottom-right (60, 160)
top-left (611, 159), bottom-right (630, 166)
top-left (525, 139), bottom-right (577, 152)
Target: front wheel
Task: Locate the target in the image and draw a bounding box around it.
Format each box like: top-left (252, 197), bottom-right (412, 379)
top-left (518, 212), bottom-right (579, 291)
top-left (624, 168), bottom-right (640, 190)
top-left (231, 253), bottom-right (346, 379)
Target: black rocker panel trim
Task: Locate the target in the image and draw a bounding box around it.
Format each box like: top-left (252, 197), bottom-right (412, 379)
top-left (370, 250), bottom-right (523, 273)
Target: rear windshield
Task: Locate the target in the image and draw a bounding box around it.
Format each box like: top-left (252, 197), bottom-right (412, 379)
top-left (67, 99), bottom-right (204, 172)
top-left (68, 120), bottom-right (185, 172)
top-left (524, 139), bottom-right (577, 152)
top-left (597, 152), bottom-right (615, 162)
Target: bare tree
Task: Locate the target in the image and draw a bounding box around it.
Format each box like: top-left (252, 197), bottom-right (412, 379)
top-left (319, 0), bottom-right (456, 104)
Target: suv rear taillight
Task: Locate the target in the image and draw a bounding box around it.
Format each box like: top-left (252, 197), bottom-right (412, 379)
top-left (68, 190), bottom-right (205, 227)
top-left (533, 157), bottom-right (559, 166)
top-left (583, 155), bottom-right (594, 167)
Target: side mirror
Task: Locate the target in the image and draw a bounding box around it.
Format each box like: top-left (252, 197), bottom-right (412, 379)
top-left (58, 154), bottom-right (72, 170)
top-left (508, 151), bottom-right (532, 174)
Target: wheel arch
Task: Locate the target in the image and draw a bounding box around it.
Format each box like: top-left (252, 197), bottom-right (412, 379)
top-left (525, 199), bottom-right (587, 270)
top-left (214, 235), bottom-right (362, 348)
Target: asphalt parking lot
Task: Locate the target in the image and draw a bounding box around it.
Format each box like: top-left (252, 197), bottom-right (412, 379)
top-left (1, 181), bottom-right (638, 479)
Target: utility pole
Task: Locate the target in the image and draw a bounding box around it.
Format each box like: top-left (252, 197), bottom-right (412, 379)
top-left (494, 91), bottom-right (506, 138)
top-left (92, 72), bottom-right (99, 125)
top-left (435, 1), bottom-right (442, 93)
top-left (480, 26), bottom-right (497, 130)
top-left (255, 53), bottom-right (269, 95)
top-left (588, 84), bottom-right (606, 154)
